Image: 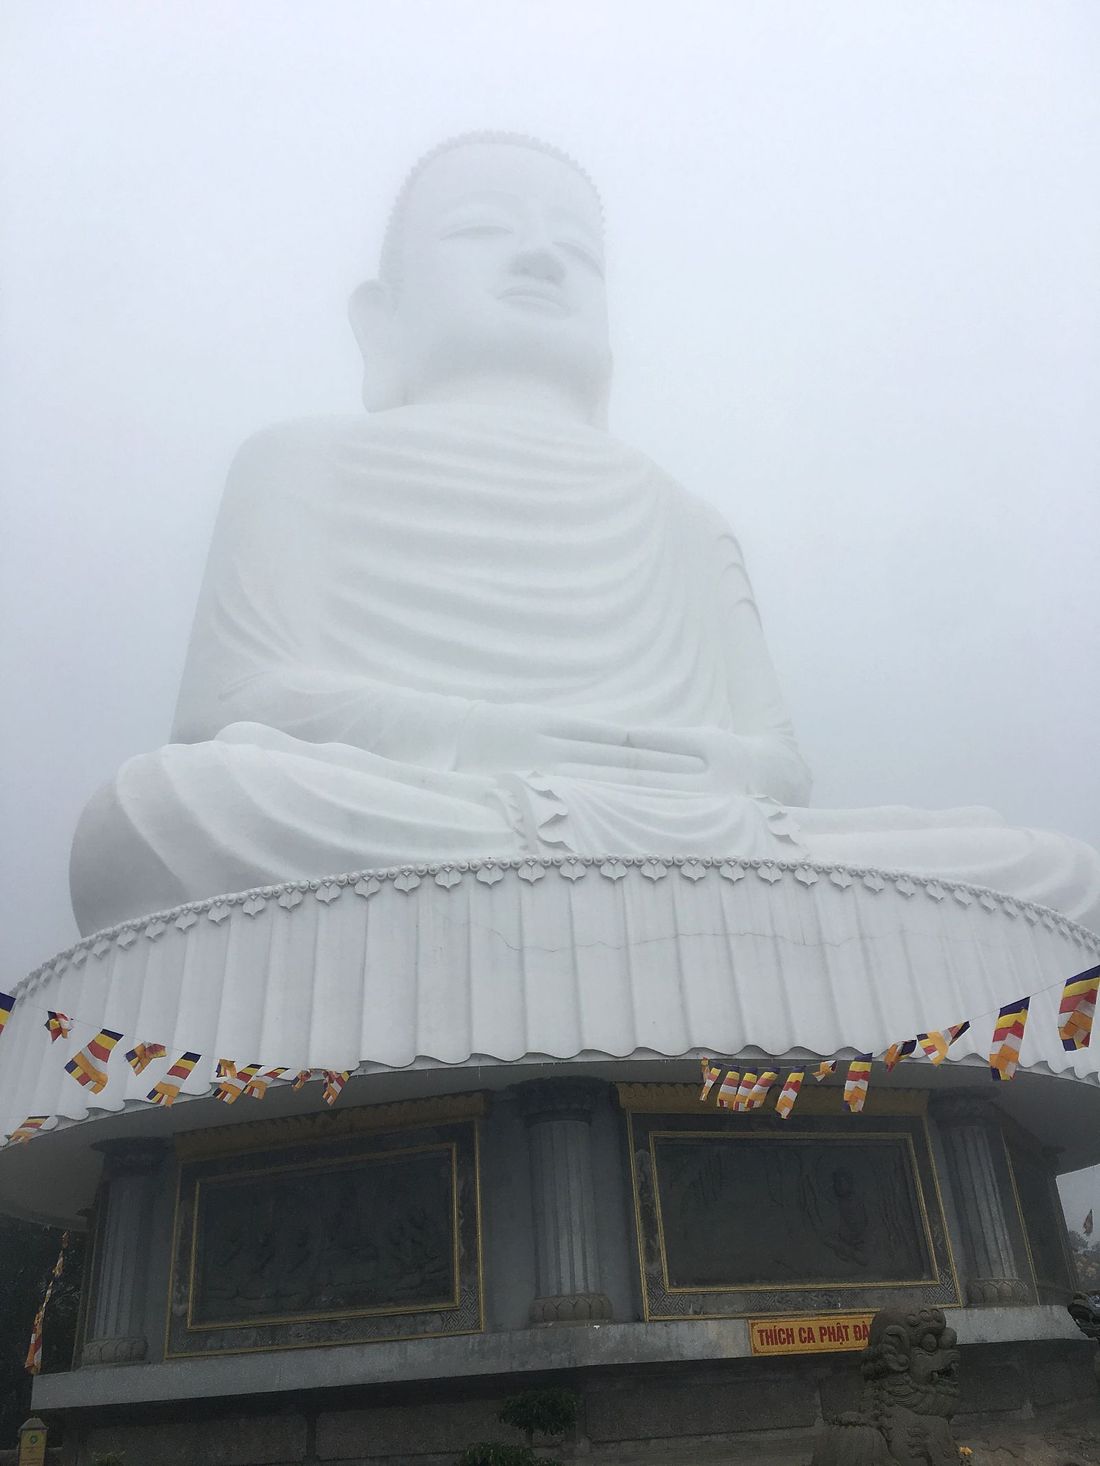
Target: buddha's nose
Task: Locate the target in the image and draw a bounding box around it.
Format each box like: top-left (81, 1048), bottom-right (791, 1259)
top-left (511, 245), bottom-right (566, 286)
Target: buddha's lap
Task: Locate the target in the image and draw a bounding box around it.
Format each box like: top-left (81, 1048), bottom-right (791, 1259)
top-left (69, 736), bottom-right (521, 932)
top-left (69, 734), bottom-right (1100, 934)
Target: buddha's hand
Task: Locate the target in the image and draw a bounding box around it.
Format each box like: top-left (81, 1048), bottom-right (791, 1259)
top-left (457, 704), bottom-right (754, 792)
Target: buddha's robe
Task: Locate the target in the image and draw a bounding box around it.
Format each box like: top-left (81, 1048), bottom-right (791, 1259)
top-left (70, 405), bottom-right (1100, 935)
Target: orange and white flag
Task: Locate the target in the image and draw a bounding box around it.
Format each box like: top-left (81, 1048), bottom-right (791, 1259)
top-left (989, 1000), bottom-right (1029, 1082)
top-left (775, 1070), bottom-right (805, 1120)
top-left (699, 1057), bottom-right (725, 1102)
top-left (728, 1071), bottom-right (759, 1111)
top-left (916, 1022), bottom-right (970, 1065)
top-left (843, 1054), bottom-right (872, 1114)
top-left (746, 1071), bottom-right (779, 1109)
top-left (124, 1042), bottom-right (167, 1075)
top-left (44, 1012), bottom-right (72, 1043)
top-left (884, 1039), bottom-right (916, 1072)
top-left (25, 1232), bottom-right (68, 1375)
top-left (147, 1051), bottom-right (200, 1106)
top-left (6, 1116), bottom-right (49, 1145)
top-left (64, 1029), bottom-right (124, 1093)
top-left (1060, 965), bottom-right (1100, 1052)
top-left (242, 1067), bottom-right (286, 1100)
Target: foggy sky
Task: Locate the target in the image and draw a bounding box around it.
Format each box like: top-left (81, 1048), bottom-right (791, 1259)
top-left (2, 2), bottom-right (1099, 1187)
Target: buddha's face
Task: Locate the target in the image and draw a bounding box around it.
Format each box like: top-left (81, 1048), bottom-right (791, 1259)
top-left (356, 142), bottom-right (612, 417)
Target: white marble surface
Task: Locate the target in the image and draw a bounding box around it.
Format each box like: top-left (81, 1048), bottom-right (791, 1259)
top-left (68, 136), bottom-right (1100, 936)
top-left (5, 854), bottom-right (1100, 1210)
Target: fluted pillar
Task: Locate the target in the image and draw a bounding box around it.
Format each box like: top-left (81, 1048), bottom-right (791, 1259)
top-left (931, 1094), bottom-right (1030, 1306)
top-left (516, 1078), bottom-right (613, 1324)
top-left (83, 1139), bottom-right (166, 1365)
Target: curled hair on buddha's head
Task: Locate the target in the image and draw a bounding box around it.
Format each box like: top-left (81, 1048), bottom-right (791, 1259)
top-left (378, 130), bottom-right (604, 287)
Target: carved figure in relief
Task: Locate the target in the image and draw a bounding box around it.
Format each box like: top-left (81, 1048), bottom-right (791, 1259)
top-left (809, 1307), bottom-right (962, 1465)
top-left (69, 133), bottom-right (1100, 935)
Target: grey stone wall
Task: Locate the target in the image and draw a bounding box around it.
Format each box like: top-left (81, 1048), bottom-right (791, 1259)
top-left (77, 1079), bottom-right (1074, 1377)
top-left (64, 1337), bottom-right (1098, 1465)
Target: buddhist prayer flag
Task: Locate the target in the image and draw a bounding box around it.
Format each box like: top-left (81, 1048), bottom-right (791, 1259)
top-left (214, 1061), bottom-right (260, 1104)
top-left (699, 1058), bottom-right (725, 1102)
top-left (242, 1067), bottom-right (286, 1100)
top-left (716, 1070), bottom-right (742, 1109)
top-left (25, 1233), bottom-right (68, 1375)
top-left (1085, 1209), bottom-right (1094, 1237)
top-left (730, 1071), bottom-right (759, 1111)
top-left (775, 1071), bottom-right (805, 1120)
top-left (1059, 964), bottom-right (1100, 1052)
top-left (813, 1060), bottom-right (837, 1082)
top-left (292, 1069), bottom-right (314, 1091)
top-left (124, 1042), bottom-right (167, 1075)
top-left (884, 1039), bottom-right (916, 1072)
top-left (0, 991), bottom-right (14, 1038)
top-left (843, 1055), bottom-right (873, 1114)
top-left (64, 1028), bottom-right (124, 1093)
top-left (44, 1012), bottom-right (72, 1043)
top-left (6, 1116), bottom-right (49, 1145)
top-left (25, 1306), bottom-right (45, 1375)
top-left (747, 1071), bottom-right (778, 1109)
top-left (989, 999), bottom-right (1030, 1082)
top-left (916, 1022), bottom-right (970, 1066)
top-left (322, 1070), bottom-right (350, 1106)
top-left (147, 1051), bottom-right (200, 1107)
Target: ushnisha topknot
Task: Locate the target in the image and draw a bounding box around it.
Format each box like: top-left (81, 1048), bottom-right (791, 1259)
top-left (378, 130), bottom-right (604, 285)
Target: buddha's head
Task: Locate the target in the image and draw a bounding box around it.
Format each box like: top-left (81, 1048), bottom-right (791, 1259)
top-left (350, 133), bottom-right (611, 423)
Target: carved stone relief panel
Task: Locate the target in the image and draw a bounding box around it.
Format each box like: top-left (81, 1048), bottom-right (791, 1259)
top-left (166, 1109), bottom-right (482, 1357)
top-left (624, 1108), bottom-right (959, 1321)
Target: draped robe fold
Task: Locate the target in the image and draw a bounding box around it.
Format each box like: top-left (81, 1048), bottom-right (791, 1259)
top-left (70, 406), bottom-right (1100, 935)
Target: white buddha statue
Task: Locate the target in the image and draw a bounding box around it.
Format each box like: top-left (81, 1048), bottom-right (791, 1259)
top-left (70, 133), bottom-right (1100, 936)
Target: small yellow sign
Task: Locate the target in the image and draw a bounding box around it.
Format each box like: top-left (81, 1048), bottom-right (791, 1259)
top-left (18, 1427), bottom-right (47, 1466)
top-left (749, 1312), bottom-right (873, 1356)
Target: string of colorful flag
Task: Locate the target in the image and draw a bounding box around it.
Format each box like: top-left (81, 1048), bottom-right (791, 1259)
top-left (1, 959), bottom-right (1098, 1143)
top-left (0, 988), bottom-right (353, 1144)
top-left (698, 960), bottom-right (1100, 1118)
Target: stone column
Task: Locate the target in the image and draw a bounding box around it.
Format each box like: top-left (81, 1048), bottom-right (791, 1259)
top-left (930, 1094), bottom-right (1030, 1306)
top-left (516, 1078), bottom-right (613, 1324)
top-left (82, 1139), bottom-right (166, 1365)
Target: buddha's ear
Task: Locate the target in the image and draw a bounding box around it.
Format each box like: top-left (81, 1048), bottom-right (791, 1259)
top-left (592, 350), bottom-right (613, 428)
top-left (348, 280), bottom-right (405, 412)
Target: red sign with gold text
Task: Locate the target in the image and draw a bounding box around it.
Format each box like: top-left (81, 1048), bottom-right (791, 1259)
top-left (749, 1313), bottom-right (873, 1356)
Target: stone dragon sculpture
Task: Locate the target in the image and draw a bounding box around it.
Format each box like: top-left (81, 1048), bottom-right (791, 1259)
top-left (810, 1307), bottom-right (963, 1465)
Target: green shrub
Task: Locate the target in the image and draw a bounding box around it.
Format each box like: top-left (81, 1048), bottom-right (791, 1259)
top-left (455, 1387), bottom-right (576, 1464)
top-left (497, 1388), bottom-right (579, 1443)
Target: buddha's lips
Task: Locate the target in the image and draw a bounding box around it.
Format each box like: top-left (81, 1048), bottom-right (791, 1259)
top-left (497, 285), bottom-right (568, 314)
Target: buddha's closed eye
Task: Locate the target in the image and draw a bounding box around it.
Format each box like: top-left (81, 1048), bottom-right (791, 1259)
top-left (440, 222), bottom-right (514, 240)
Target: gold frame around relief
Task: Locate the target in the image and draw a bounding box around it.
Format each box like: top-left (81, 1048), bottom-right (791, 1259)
top-left (185, 1141), bottom-right (461, 1331)
top-left (646, 1126), bottom-right (940, 1296)
top-left (624, 1100), bottom-right (960, 1322)
top-left (164, 1116), bottom-right (485, 1360)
